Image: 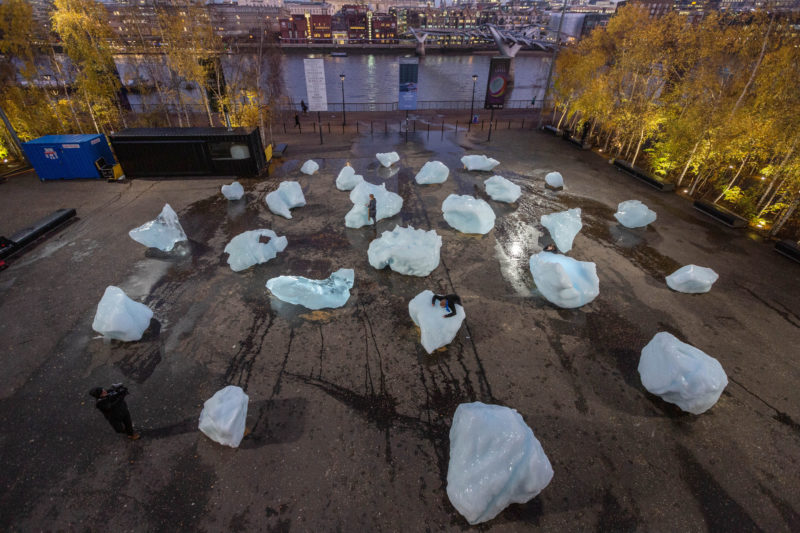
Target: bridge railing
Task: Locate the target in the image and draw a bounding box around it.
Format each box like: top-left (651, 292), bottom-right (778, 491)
top-left (280, 100), bottom-right (536, 113)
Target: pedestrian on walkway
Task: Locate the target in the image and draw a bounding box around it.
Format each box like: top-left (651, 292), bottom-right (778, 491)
top-left (300, 100), bottom-right (308, 114)
top-left (294, 113), bottom-right (300, 128)
top-left (89, 384), bottom-right (140, 440)
top-left (431, 293), bottom-right (462, 318)
top-left (367, 194), bottom-right (377, 225)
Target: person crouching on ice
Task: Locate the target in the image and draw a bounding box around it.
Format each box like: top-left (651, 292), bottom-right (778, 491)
top-left (431, 293), bottom-right (462, 318)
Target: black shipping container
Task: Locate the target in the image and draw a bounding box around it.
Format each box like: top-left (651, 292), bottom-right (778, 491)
top-left (110, 127), bottom-right (267, 178)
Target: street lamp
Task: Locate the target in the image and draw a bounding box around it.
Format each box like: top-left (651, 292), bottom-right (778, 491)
top-left (469, 74), bottom-right (478, 131)
top-left (340, 73), bottom-right (346, 126)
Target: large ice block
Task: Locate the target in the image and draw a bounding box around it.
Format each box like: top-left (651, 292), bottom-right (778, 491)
top-left (415, 161), bottom-right (449, 184)
top-left (408, 290), bottom-right (465, 353)
top-left (336, 165), bottom-right (364, 191)
top-left (128, 203), bottom-right (188, 252)
top-left (529, 251), bottom-right (599, 308)
top-left (376, 151), bottom-right (400, 167)
top-left (266, 181), bottom-right (306, 219)
top-left (544, 172), bottom-right (564, 189)
top-left (221, 181), bottom-right (244, 200)
top-left (368, 225), bottom-right (441, 276)
top-left (266, 268), bottom-right (354, 309)
top-left (224, 229), bottom-right (288, 272)
top-left (541, 208), bottom-right (582, 252)
top-left (442, 194), bottom-right (496, 234)
top-left (198, 385), bottom-right (249, 448)
top-left (484, 175), bottom-right (521, 203)
top-left (447, 402), bottom-right (553, 525)
top-left (638, 332), bottom-right (728, 414)
top-left (300, 159), bottom-right (319, 175)
top-left (92, 286), bottom-right (154, 342)
top-left (666, 265), bottom-right (719, 293)
top-left (461, 155), bottom-right (500, 171)
top-left (345, 181), bottom-right (403, 228)
top-left (614, 200), bottom-right (657, 228)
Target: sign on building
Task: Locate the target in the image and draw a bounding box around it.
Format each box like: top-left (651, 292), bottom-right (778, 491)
top-left (398, 57), bottom-right (419, 111)
top-left (484, 57), bottom-right (512, 110)
top-left (303, 58), bottom-right (328, 112)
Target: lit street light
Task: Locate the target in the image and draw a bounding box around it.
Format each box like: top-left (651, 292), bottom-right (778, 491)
top-left (469, 74), bottom-right (478, 131)
top-left (340, 73), bottom-right (346, 126)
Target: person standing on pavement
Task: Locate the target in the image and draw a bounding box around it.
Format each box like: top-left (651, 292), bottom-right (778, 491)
top-left (89, 384), bottom-right (140, 440)
top-left (367, 194), bottom-right (377, 225)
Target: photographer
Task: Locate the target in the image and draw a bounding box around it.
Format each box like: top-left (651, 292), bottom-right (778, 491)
top-left (88, 384), bottom-right (140, 441)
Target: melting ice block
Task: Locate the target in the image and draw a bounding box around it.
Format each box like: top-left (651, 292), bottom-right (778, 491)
top-left (415, 161), bottom-right (449, 184)
top-left (545, 172), bottom-right (564, 189)
top-left (345, 181), bottom-right (403, 228)
top-left (266, 181), bottom-right (306, 219)
top-left (376, 152), bottom-right (400, 167)
top-left (541, 208), bottom-right (582, 252)
top-left (224, 229), bottom-right (288, 272)
top-left (461, 155), bottom-right (500, 172)
top-left (300, 160), bottom-right (319, 175)
top-left (92, 286), bottom-right (154, 341)
top-left (666, 265), bottom-right (719, 294)
top-left (529, 251), bottom-right (599, 309)
top-left (266, 268), bottom-right (354, 309)
top-left (198, 385), bottom-right (249, 448)
top-left (614, 200), bottom-right (657, 228)
top-left (368, 225), bottom-right (441, 276)
top-left (221, 181), bottom-right (244, 201)
top-left (484, 175), bottom-right (521, 203)
top-left (442, 194), bottom-right (496, 234)
top-left (128, 203), bottom-right (187, 252)
top-left (408, 290), bottom-right (465, 353)
top-left (638, 332), bottom-right (727, 414)
top-left (336, 165), bottom-right (364, 191)
top-left (447, 402), bottom-right (553, 525)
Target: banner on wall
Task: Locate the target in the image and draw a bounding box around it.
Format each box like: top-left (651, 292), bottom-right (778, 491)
top-left (398, 57), bottom-right (419, 111)
top-left (303, 58), bottom-right (328, 112)
top-left (484, 57), bottom-right (512, 110)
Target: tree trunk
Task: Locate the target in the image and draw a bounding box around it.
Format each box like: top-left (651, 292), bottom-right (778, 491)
top-left (758, 177), bottom-right (786, 217)
top-left (769, 194), bottom-right (799, 236)
top-left (631, 126), bottom-right (646, 167)
top-left (714, 155), bottom-right (749, 203)
top-left (200, 84), bottom-right (214, 126)
top-left (730, 14), bottom-right (774, 119)
top-left (556, 99), bottom-right (570, 130)
top-left (677, 139), bottom-right (701, 187)
top-left (83, 90), bottom-right (100, 134)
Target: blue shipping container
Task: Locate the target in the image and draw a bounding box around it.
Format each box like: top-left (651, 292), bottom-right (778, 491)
top-left (21, 134), bottom-right (116, 181)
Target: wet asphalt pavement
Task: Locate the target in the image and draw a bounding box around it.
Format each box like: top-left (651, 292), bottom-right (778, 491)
top-left (1, 128), bottom-right (799, 532)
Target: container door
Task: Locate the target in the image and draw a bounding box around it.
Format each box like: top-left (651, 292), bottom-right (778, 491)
top-left (41, 145), bottom-right (65, 180)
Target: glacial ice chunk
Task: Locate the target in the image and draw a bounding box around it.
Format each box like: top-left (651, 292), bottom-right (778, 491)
top-left (376, 151), bottom-right (400, 167)
top-left (300, 159), bottom-right (319, 175)
top-left (224, 229), bottom-right (288, 272)
top-left (266, 181), bottom-right (306, 219)
top-left (666, 265), bottom-right (719, 293)
top-left (529, 251), bottom-right (599, 308)
top-left (92, 286), bottom-right (154, 341)
top-left (442, 194), bottom-right (496, 234)
top-left (541, 208), bottom-right (582, 252)
top-left (345, 181), bottom-right (403, 228)
top-left (266, 268), bottom-right (354, 309)
top-left (198, 385), bottom-right (249, 448)
top-left (461, 155), bottom-right (500, 172)
top-left (447, 402), bottom-right (553, 525)
top-left (221, 181), bottom-right (244, 201)
top-left (484, 175), bottom-right (521, 203)
top-left (638, 332), bottom-right (727, 414)
top-left (128, 203), bottom-right (188, 252)
top-left (336, 165), bottom-right (364, 191)
top-left (368, 225), bottom-right (441, 276)
top-left (415, 161), bottom-right (449, 184)
top-left (614, 200), bottom-right (657, 228)
top-left (408, 290), bottom-right (466, 353)
top-left (544, 172), bottom-right (564, 189)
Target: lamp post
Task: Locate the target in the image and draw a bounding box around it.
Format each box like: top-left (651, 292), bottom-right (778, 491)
top-left (340, 73), bottom-right (346, 126)
top-left (469, 74), bottom-right (478, 131)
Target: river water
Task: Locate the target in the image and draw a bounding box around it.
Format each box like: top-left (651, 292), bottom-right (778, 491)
top-left (280, 51), bottom-right (551, 106)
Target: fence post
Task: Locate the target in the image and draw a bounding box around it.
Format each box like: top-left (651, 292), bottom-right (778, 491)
top-left (441, 120), bottom-right (444, 140)
top-left (521, 119), bottom-right (525, 129)
top-left (427, 123), bottom-right (430, 140)
top-left (328, 122), bottom-right (331, 134)
top-left (283, 122), bottom-right (287, 134)
top-left (481, 120), bottom-right (484, 131)
top-left (384, 120), bottom-right (387, 134)
top-left (313, 122), bottom-right (316, 132)
top-left (357, 121), bottom-right (359, 134)
top-left (508, 120), bottom-right (511, 129)
top-left (371, 121), bottom-right (374, 136)
top-left (413, 120), bottom-right (416, 132)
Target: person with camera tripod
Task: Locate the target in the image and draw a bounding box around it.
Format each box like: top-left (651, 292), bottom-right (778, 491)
top-left (89, 384), bottom-right (140, 440)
